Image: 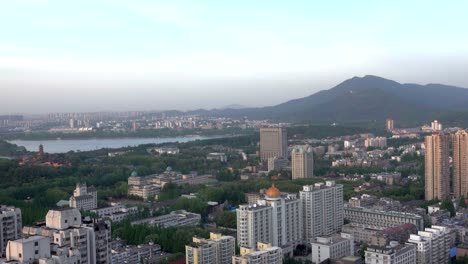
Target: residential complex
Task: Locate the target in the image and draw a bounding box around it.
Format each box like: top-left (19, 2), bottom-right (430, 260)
top-left (300, 181), bottom-right (344, 242)
top-left (344, 207), bottom-right (424, 231)
top-left (365, 242), bottom-right (416, 264)
top-left (128, 170), bottom-right (216, 200)
top-left (232, 242), bottom-right (283, 264)
top-left (131, 210), bottom-right (201, 228)
top-left (110, 240), bottom-right (161, 264)
top-left (237, 184), bottom-right (302, 252)
top-left (453, 130), bottom-right (468, 198)
top-left (185, 232), bottom-right (235, 264)
top-left (21, 208), bottom-right (111, 264)
top-left (406, 225), bottom-right (450, 264)
top-left (291, 145), bottom-right (314, 179)
top-left (90, 203), bottom-right (138, 223)
top-left (311, 233), bottom-right (354, 264)
top-left (259, 127), bottom-right (287, 161)
top-left (425, 133), bottom-right (450, 200)
top-left (0, 206), bottom-right (22, 257)
top-left (364, 137), bottom-right (387, 148)
top-left (69, 183), bottom-right (98, 211)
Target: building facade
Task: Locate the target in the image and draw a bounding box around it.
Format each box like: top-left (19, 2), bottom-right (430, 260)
top-left (232, 242), bottom-right (282, 264)
top-left (69, 183), bottom-right (98, 211)
top-left (453, 130), bottom-right (468, 198)
top-left (185, 233), bottom-right (235, 264)
top-left (344, 207), bottom-right (424, 231)
top-left (259, 127), bottom-right (287, 161)
top-left (425, 133), bottom-right (450, 200)
top-left (386, 119), bottom-right (394, 130)
top-left (0, 206), bottom-right (22, 257)
top-left (131, 210), bottom-right (201, 228)
top-left (300, 181), bottom-right (344, 242)
top-left (365, 243), bottom-right (416, 264)
top-left (409, 225), bottom-right (450, 264)
top-left (22, 208), bottom-right (111, 264)
top-left (291, 146), bottom-right (314, 179)
top-left (311, 233), bottom-right (354, 264)
top-left (237, 185), bottom-right (302, 250)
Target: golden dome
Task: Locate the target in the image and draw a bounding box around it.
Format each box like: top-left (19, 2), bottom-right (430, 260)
top-left (265, 184), bottom-right (281, 198)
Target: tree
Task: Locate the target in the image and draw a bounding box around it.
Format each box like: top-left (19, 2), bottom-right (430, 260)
top-left (359, 243), bottom-right (368, 259)
top-left (214, 211), bottom-right (237, 228)
top-left (441, 198), bottom-right (456, 217)
top-left (460, 196), bottom-right (467, 208)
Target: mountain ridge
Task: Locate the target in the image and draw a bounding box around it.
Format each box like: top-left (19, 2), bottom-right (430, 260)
top-left (176, 75), bottom-right (468, 126)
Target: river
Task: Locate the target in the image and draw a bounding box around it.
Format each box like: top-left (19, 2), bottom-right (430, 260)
top-left (8, 136), bottom-right (219, 153)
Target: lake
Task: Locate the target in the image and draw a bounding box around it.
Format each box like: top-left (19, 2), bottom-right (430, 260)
top-left (8, 136), bottom-right (218, 153)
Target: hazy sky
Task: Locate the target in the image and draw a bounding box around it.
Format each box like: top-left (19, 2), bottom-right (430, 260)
top-left (1, 0), bottom-right (468, 114)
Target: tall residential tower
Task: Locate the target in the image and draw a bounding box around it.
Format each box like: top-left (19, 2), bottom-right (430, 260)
top-left (424, 133), bottom-right (450, 201)
top-left (300, 181), bottom-right (344, 242)
top-left (259, 127), bottom-right (287, 161)
top-left (453, 130), bottom-right (468, 198)
top-left (291, 146), bottom-right (314, 179)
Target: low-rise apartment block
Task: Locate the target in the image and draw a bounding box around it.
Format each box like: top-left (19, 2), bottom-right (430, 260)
top-left (131, 210), bottom-right (201, 228)
top-left (344, 207), bottom-right (424, 230)
top-left (311, 233), bottom-right (354, 264)
top-left (232, 242), bottom-right (283, 264)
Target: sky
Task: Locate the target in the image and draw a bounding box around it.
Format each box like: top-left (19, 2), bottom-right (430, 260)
top-left (1, 0), bottom-right (468, 114)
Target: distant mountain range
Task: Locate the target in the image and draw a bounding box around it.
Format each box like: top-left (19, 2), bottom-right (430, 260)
top-left (180, 75), bottom-right (468, 126)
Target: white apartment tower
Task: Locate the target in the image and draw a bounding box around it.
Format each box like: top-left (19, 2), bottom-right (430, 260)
top-left (69, 183), bottom-right (98, 211)
top-left (291, 145), bottom-right (314, 179)
top-left (0, 206), bottom-right (22, 257)
top-left (412, 225), bottom-right (450, 264)
top-left (185, 232), bottom-right (235, 264)
top-left (300, 181), bottom-right (344, 242)
top-left (237, 184), bottom-right (302, 250)
top-left (406, 234), bottom-right (431, 264)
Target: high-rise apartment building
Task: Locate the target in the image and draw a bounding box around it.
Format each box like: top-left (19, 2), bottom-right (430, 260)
top-left (259, 127), bottom-right (287, 161)
top-left (0, 206), bottom-right (22, 257)
top-left (425, 133), bottom-right (450, 200)
top-left (69, 183), bottom-right (98, 211)
top-left (364, 137), bottom-right (387, 148)
top-left (431, 120), bottom-right (443, 131)
top-left (232, 242), bottom-right (283, 264)
top-left (237, 185), bottom-right (302, 251)
top-left (453, 130), bottom-right (468, 198)
top-left (300, 181), bottom-right (344, 242)
top-left (406, 225), bottom-right (450, 264)
top-left (185, 232), bottom-right (235, 264)
top-left (386, 119), bottom-right (394, 130)
top-left (291, 146), bottom-right (314, 179)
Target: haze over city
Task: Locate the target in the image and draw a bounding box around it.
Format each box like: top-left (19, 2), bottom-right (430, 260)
top-left (2, 0), bottom-right (468, 114)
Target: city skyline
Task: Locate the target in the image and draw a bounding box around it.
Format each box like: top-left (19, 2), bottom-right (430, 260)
top-left (2, 1), bottom-right (468, 114)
